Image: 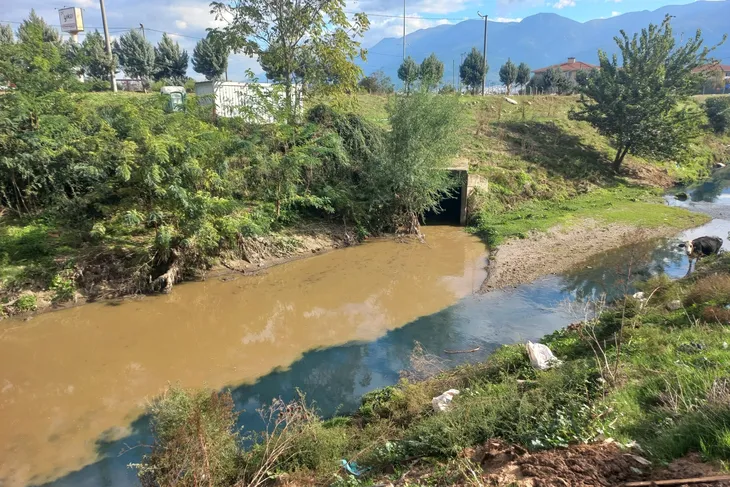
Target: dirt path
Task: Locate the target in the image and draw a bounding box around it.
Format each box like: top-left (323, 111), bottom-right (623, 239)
top-left (481, 219), bottom-right (685, 292)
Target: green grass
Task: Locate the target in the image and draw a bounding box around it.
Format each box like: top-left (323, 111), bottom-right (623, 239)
top-left (471, 186), bottom-right (710, 247)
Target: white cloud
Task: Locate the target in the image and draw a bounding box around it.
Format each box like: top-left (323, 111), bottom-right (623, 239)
top-left (175, 20), bottom-right (188, 30)
top-left (166, 4), bottom-right (226, 30)
top-left (552, 0), bottom-right (576, 8)
top-left (606, 0), bottom-right (621, 3)
top-left (493, 17), bottom-right (524, 22)
top-left (611, 11), bottom-right (621, 16)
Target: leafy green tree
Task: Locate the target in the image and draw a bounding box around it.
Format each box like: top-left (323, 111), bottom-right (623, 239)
top-left (359, 70), bottom-right (394, 94)
top-left (530, 67), bottom-right (574, 94)
top-left (113, 29), bottom-right (155, 85)
top-left (419, 53), bottom-right (444, 91)
top-left (460, 47), bottom-right (486, 95)
top-left (571, 14), bottom-right (723, 172)
top-left (499, 58), bottom-right (518, 95)
top-left (0, 17), bottom-right (77, 95)
top-left (704, 97), bottom-right (730, 134)
top-left (516, 62), bottom-right (530, 93)
top-left (154, 33), bottom-right (189, 83)
top-left (211, 0), bottom-right (369, 118)
top-left (18, 10), bottom-right (60, 44)
top-left (383, 92), bottom-right (463, 232)
top-left (78, 30), bottom-right (115, 81)
top-left (0, 24), bottom-right (14, 45)
top-left (192, 34), bottom-right (228, 81)
top-left (397, 56), bottom-right (419, 93)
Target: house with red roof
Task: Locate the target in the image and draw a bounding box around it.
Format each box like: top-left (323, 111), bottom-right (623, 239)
top-left (692, 62), bottom-right (730, 80)
top-left (532, 57), bottom-right (598, 81)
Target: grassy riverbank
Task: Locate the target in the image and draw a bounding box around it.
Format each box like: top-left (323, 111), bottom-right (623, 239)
top-left (138, 252), bottom-right (730, 486)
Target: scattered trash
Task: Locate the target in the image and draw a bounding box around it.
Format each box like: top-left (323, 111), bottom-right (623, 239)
top-left (724, 342), bottom-right (728, 350)
top-left (632, 291), bottom-right (646, 300)
top-left (340, 459), bottom-right (369, 476)
top-left (714, 162), bottom-right (726, 169)
top-left (667, 300), bottom-right (682, 311)
top-left (432, 389), bottom-right (460, 412)
top-left (504, 97), bottom-right (518, 105)
top-left (526, 341), bottom-right (562, 370)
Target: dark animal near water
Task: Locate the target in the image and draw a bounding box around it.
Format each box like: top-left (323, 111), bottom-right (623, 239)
top-left (679, 236), bottom-right (723, 275)
top-left (681, 236), bottom-right (723, 259)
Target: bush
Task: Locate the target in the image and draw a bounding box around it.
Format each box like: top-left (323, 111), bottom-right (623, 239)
top-left (50, 274), bottom-right (75, 303)
top-left (14, 294), bottom-right (37, 312)
top-left (135, 387), bottom-right (240, 487)
top-left (705, 97), bottom-right (730, 134)
top-left (684, 274), bottom-right (730, 306)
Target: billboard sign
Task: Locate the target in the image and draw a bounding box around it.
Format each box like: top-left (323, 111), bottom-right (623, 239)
top-left (59, 7), bottom-right (84, 33)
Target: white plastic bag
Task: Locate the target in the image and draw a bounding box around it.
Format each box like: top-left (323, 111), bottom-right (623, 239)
top-left (432, 389), bottom-right (460, 413)
top-left (526, 341), bottom-right (562, 371)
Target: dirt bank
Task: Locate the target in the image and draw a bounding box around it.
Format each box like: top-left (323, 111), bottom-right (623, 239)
top-left (1, 223), bottom-right (356, 320)
top-left (482, 219), bottom-right (689, 292)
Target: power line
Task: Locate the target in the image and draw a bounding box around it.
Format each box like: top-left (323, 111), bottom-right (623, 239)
top-left (345, 11), bottom-right (475, 21)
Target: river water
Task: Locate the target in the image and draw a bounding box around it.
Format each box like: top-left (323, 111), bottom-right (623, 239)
top-left (3, 172), bottom-right (730, 487)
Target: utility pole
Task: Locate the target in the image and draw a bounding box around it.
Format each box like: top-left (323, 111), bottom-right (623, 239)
top-left (452, 59), bottom-right (455, 88)
top-left (99, 0), bottom-right (116, 92)
top-left (402, 0), bottom-right (406, 60)
top-left (478, 12), bottom-right (488, 96)
top-left (139, 23), bottom-right (145, 39)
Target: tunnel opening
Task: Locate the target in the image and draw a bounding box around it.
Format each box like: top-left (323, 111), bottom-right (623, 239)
top-left (423, 170), bottom-right (467, 225)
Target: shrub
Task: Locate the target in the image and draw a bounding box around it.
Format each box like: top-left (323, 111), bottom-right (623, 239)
top-left (134, 387), bottom-right (240, 487)
top-left (15, 294), bottom-right (37, 312)
top-left (705, 97), bottom-right (730, 134)
top-left (50, 274), bottom-right (75, 303)
top-left (684, 274), bottom-right (730, 306)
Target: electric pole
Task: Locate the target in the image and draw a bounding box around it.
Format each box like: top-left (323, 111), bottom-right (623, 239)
top-left (453, 59), bottom-right (455, 88)
top-left (99, 0), bottom-right (116, 92)
top-left (403, 0), bottom-right (406, 60)
top-left (478, 12), bottom-right (488, 96)
top-left (139, 23), bottom-right (145, 39)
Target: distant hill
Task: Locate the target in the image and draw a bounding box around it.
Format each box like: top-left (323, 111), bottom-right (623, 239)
top-left (360, 0), bottom-right (730, 87)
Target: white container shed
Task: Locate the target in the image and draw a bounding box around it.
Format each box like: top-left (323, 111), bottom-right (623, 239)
top-left (194, 81), bottom-right (301, 122)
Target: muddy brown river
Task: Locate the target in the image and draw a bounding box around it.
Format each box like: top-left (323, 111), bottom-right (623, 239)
top-left (0, 227), bottom-right (488, 487)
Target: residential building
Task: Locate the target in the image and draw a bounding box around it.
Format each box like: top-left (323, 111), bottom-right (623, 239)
top-left (532, 57), bottom-right (598, 81)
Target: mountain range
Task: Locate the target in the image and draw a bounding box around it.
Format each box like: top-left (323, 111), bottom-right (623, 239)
top-left (359, 0), bottom-right (730, 86)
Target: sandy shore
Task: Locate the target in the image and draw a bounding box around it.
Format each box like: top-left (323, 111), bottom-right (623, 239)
top-left (481, 219), bottom-right (688, 291)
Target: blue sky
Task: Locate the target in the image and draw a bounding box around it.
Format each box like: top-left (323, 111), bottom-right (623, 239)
top-left (1, 0), bottom-right (721, 80)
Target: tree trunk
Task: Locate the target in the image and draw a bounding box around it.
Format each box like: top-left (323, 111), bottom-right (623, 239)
top-left (613, 145), bottom-right (630, 173)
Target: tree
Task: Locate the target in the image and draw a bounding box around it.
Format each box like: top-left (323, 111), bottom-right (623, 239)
top-left (18, 10), bottom-right (60, 44)
top-left (359, 70), bottom-right (394, 94)
top-left (211, 0), bottom-right (369, 118)
top-left (384, 92), bottom-right (463, 233)
top-left (499, 58), bottom-right (518, 95)
top-left (516, 62), bottom-right (530, 93)
top-left (529, 67), bottom-right (574, 94)
top-left (398, 56), bottom-right (419, 93)
top-left (113, 29), bottom-right (155, 85)
top-left (154, 33), bottom-right (189, 83)
top-left (570, 15), bottom-right (723, 172)
top-left (460, 47), bottom-right (486, 95)
top-left (0, 24), bottom-right (14, 45)
top-left (419, 53), bottom-right (444, 91)
top-left (192, 34), bottom-right (229, 81)
top-left (78, 30), bottom-right (115, 81)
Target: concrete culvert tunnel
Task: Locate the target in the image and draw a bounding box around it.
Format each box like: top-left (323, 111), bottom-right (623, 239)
top-left (423, 169), bottom-right (468, 226)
